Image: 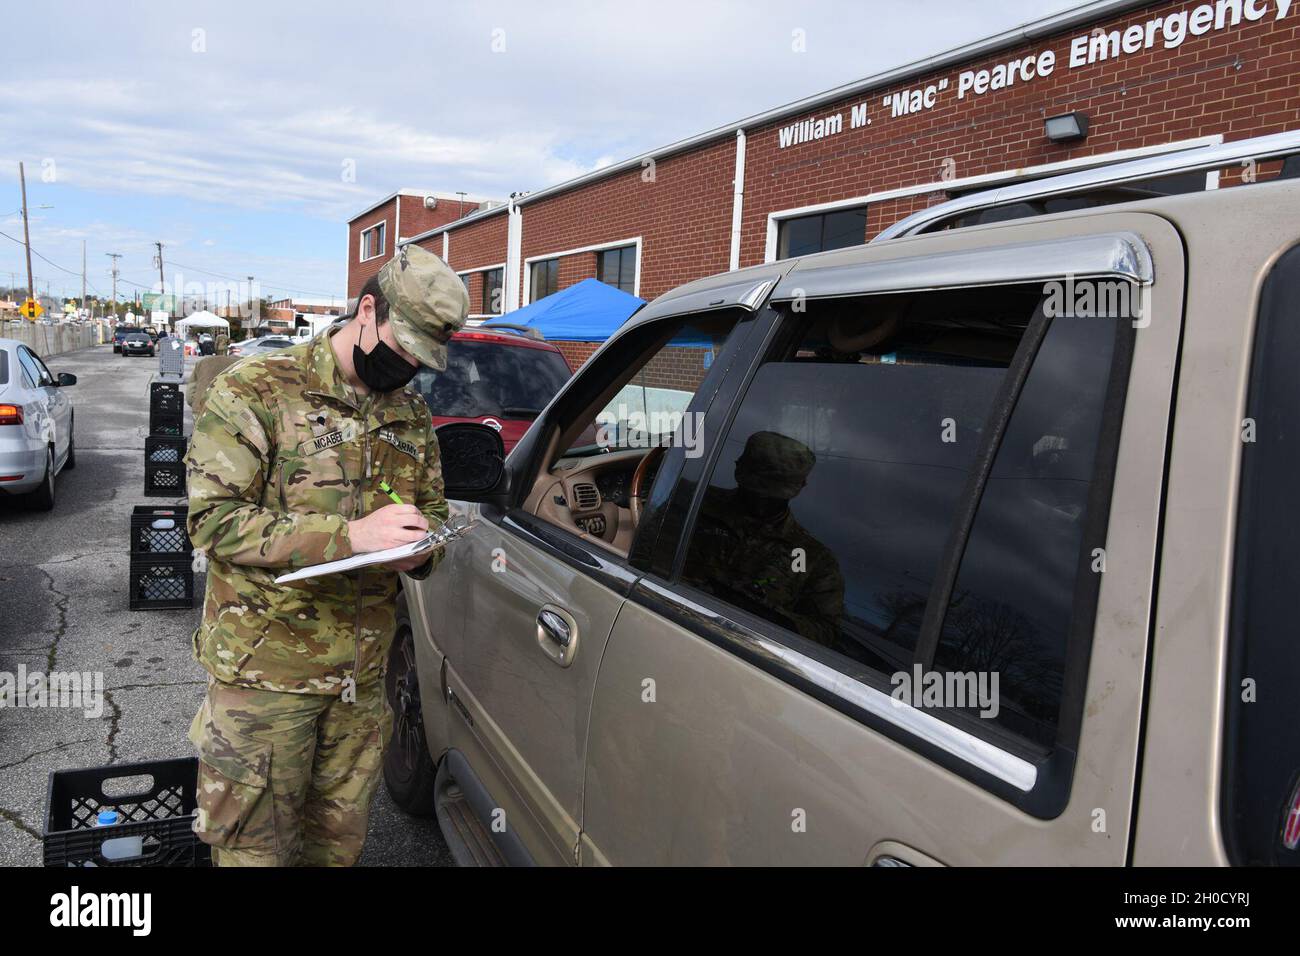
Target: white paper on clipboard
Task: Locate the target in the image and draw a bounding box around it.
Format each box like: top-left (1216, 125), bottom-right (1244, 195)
top-left (273, 516), bottom-right (475, 584)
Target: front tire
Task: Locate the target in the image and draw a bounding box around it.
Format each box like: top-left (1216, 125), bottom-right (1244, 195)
top-left (383, 594), bottom-right (440, 815)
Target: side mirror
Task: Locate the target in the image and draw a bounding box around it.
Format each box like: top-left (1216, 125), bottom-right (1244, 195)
top-left (436, 422), bottom-right (505, 498)
top-left (56, 372), bottom-right (77, 387)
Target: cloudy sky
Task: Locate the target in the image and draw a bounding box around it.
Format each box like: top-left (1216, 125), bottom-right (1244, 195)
top-left (0, 0), bottom-right (1077, 305)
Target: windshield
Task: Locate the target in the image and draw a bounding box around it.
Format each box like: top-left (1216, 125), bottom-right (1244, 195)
top-left (413, 338), bottom-right (571, 419)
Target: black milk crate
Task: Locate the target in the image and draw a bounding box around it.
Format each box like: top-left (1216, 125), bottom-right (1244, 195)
top-left (145, 435), bottom-right (187, 465)
top-left (149, 384), bottom-right (184, 419)
top-left (130, 505), bottom-right (191, 556)
top-left (44, 757), bottom-right (210, 867)
top-left (144, 460), bottom-right (186, 497)
top-left (148, 411), bottom-right (184, 438)
top-left (128, 555), bottom-right (194, 610)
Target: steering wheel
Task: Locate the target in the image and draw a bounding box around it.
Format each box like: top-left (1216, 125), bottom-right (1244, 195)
top-left (629, 446), bottom-right (666, 527)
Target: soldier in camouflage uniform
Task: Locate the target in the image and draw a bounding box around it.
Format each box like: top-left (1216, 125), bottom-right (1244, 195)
top-left (684, 430), bottom-right (845, 648)
top-left (185, 244), bottom-right (469, 866)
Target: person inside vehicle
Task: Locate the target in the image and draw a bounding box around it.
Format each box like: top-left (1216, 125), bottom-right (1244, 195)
top-left (683, 430), bottom-right (845, 650)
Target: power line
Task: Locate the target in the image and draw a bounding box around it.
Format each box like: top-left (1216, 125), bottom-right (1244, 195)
top-left (0, 227), bottom-right (104, 296)
top-left (1, 227), bottom-right (341, 303)
top-left (165, 258), bottom-right (341, 300)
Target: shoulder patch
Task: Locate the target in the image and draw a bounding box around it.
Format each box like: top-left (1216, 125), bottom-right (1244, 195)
top-left (378, 428), bottom-right (421, 459)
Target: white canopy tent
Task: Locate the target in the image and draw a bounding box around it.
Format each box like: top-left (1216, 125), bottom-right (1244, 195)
top-left (173, 311), bottom-right (229, 336)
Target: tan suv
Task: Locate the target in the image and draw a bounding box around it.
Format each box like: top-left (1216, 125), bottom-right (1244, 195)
top-left (387, 131), bottom-right (1300, 866)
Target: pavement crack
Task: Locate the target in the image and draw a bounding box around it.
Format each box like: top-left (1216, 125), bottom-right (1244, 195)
top-left (109, 679), bottom-right (205, 692)
top-left (37, 550), bottom-right (120, 568)
top-left (31, 566), bottom-right (71, 673)
top-left (0, 738), bottom-right (94, 773)
top-left (103, 688), bottom-right (122, 764)
top-left (0, 807), bottom-right (41, 844)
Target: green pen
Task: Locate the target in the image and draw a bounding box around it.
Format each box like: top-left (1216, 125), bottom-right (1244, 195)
top-left (379, 480), bottom-right (403, 505)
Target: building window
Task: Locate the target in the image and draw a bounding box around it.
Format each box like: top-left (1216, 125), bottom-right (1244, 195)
top-left (460, 273), bottom-right (471, 293)
top-left (531, 258), bottom-right (559, 301)
top-left (360, 222), bottom-right (386, 261)
top-left (776, 207), bottom-right (867, 259)
top-left (482, 268), bottom-right (504, 315)
top-left (597, 245), bottom-right (636, 294)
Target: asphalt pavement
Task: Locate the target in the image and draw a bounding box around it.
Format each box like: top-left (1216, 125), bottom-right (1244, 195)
top-left (0, 343), bottom-right (450, 866)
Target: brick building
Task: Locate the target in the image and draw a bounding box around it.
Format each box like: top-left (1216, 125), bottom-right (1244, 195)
top-left (346, 189), bottom-right (504, 300)
top-left (346, 0), bottom-right (1300, 361)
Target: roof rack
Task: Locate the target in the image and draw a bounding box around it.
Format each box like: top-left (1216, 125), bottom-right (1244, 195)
top-left (875, 129), bottom-right (1300, 242)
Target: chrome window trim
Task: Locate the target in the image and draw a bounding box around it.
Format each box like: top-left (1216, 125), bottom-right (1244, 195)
top-left (635, 276), bottom-right (778, 325)
top-left (876, 129), bottom-right (1300, 241)
top-left (770, 233), bottom-right (1152, 302)
top-left (641, 578), bottom-right (1039, 792)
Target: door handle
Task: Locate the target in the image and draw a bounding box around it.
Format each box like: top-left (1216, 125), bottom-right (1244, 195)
top-left (535, 605), bottom-right (578, 667)
top-left (538, 609), bottom-right (571, 647)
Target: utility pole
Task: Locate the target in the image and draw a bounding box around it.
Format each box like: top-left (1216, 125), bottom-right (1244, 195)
top-left (81, 240), bottom-right (86, 313)
top-left (18, 162), bottom-right (34, 302)
top-left (154, 241), bottom-right (165, 290)
top-left (106, 252), bottom-right (122, 317)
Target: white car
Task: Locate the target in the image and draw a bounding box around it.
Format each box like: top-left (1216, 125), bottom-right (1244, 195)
top-left (0, 338), bottom-right (77, 510)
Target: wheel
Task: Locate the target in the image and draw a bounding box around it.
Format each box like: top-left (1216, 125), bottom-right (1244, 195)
top-left (383, 593), bottom-right (439, 815)
top-left (63, 418), bottom-right (76, 470)
top-left (27, 446), bottom-right (55, 511)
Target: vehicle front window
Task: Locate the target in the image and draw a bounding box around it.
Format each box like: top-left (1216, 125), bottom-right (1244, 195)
top-left (564, 314), bottom-right (739, 457)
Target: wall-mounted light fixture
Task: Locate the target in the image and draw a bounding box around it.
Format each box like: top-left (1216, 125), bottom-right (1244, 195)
top-left (1045, 111), bottom-right (1089, 143)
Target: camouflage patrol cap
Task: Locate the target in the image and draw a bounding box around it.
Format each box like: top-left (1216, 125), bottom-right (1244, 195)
top-left (734, 430), bottom-right (816, 499)
top-left (376, 244), bottom-right (469, 371)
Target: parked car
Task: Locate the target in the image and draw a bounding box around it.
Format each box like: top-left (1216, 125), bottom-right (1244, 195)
top-left (112, 326), bottom-right (139, 353)
top-left (253, 336), bottom-right (294, 352)
top-left (411, 326), bottom-right (572, 453)
top-left (0, 338), bottom-right (76, 510)
top-left (390, 132), bottom-right (1300, 866)
top-left (228, 335), bottom-right (292, 357)
top-left (120, 332), bottom-right (155, 357)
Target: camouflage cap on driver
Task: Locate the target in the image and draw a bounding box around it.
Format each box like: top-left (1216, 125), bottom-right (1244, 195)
top-left (734, 430), bottom-right (816, 500)
top-left (376, 244), bottom-right (469, 371)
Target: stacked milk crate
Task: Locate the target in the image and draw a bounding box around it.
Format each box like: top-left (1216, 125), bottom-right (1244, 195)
top-left (128, 505), bottom-right (195, 610)
top-left (144, 382), bottom-right (187, 497)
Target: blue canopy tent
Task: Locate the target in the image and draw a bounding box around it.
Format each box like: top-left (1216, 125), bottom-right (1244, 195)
top-left (483, 278), bottom-right (643, 343)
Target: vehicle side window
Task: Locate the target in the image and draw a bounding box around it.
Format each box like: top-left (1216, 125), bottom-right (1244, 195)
top-left (16, 347), bottom-right (44, 388)
top-left (678, 282), bottom-right (1128, 755)
top-left (1225, 243), bottom-right (1300, 867)
top-left (563, 314), bottom-right (742, 458)
top-left (28, 350), bottom-right (54, 385)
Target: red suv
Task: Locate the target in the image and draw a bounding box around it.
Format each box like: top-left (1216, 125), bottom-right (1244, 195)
top-left (412, 326), bottom-right (572, 453)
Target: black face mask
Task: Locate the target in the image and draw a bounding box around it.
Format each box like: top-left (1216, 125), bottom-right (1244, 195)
top-left (353, 321), bottom-right (418, 392)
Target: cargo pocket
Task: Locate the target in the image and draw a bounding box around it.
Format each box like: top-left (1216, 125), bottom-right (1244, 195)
top-left (188, 702), bottom-right (278, 855)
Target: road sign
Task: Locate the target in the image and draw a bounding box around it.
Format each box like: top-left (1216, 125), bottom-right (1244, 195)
top-left (19, 298), bottom-right (43, 320)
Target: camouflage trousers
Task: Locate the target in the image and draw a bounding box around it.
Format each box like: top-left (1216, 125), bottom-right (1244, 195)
top-left (188, 677), bottom-right (393, 867)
